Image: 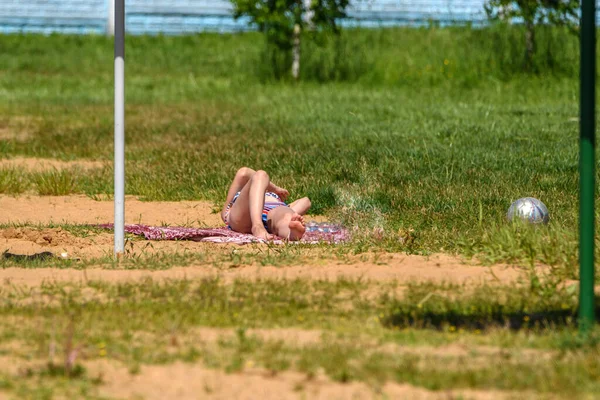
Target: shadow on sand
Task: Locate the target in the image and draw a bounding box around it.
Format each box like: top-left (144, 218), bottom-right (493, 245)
top-left (383, 307), bottom-right (600, 331)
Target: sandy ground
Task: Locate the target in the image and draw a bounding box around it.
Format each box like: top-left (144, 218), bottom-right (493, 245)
top-left (0, 118), bottom-right (33, 142)
top-left (0, 160), bottom-right (548, 400)
top-left (0, 254), bottom-right (527, 287)
top-left (0, 156), bottom-right (106, 172)
top-left (0, 354), bottom-right (521, 400)
top-left (86, 359), bottom-right (520, 400)
top-left (0, 194), bottom-right (221, 226)
top-left (0, 194), bottom-right (535, 288)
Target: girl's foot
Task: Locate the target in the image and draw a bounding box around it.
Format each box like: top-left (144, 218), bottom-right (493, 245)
top-left (288, 214), bottom-right (306, 241)
top-left (251, 225), bottom-right (274, 241)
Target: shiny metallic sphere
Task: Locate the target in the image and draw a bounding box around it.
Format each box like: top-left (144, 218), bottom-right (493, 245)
top-left (507, 197), bottom-right (549, 224)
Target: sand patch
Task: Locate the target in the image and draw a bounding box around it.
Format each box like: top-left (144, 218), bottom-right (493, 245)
top-left (0, 157), bottom-right (106, 173)
top-left (0, 225), bottom-right (530, 287)
top-left (0, 356), bottom-right (526, 400)
top-left (0, 126), bottom-right (30, 142)
top-left (0, 194), bottom-right (538, 288)
top-left (85, 359), bottom-right (518, 400)
top-left (376, 342), bottom-right (555, 369)
top-left (0, 254), bottom-right (530, 288)
top-left (189, 327), bottom-right (324, 347)
top-left (132, 327), bottom-right (554, 365)
top-left (0, 226), bottom-right (243, 259)
top-left (1, 227), bottom-right (98, 247)
top-left (0, 356), bottom-right (535, 400)
top-left (0, 116), bottom-right (37, 142)
top-left (0, 195), bottom-right (220, 226)
top-left (1, 227), bottom-right (114, 258)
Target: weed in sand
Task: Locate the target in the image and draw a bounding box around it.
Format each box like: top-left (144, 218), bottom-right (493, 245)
top-left (33, 169), bottom-right (77, 196)
top-left (0, 168), bottom-right (28, 194)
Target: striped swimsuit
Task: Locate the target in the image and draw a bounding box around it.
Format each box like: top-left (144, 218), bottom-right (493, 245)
top-left (222, 191), bottom-right (242, 227)
top-left (262, 192), bottom-right (287, 232)
top-left (223, 191), bottom-right (287, 232)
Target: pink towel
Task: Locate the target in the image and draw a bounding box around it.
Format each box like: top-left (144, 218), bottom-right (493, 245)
top-left (97, 224), bottom-right (349, 245)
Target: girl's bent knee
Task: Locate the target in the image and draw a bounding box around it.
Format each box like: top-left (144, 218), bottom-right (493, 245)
top-left (254, 170), bottom-right (269, 181)
top-left (237, 167), bottom-right (251, 177)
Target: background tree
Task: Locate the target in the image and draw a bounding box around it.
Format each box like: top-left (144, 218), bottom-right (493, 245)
top-left (231, 0), bottom-right (350, 79)
top-left (484, 0), bottom-right (579, 70)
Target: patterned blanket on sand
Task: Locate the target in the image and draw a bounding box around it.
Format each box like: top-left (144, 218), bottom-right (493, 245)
top-left (98, 224), bottom-right (349, 245)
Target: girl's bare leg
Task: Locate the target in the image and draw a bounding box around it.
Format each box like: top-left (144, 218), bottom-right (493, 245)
top-left (248, 171), bottom-right (272, 239)
top-left (289, 197), bottom-right (311, 215)
top-left (221, 167), bottom-right (255, 221)
top-left (222, 167), bottom-right (286, 223)
top-left (227, 170), bottom-right (273, 240)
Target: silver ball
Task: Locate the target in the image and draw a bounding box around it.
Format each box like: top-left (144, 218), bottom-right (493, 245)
top-left (507, 197), bottom-right (549, 224)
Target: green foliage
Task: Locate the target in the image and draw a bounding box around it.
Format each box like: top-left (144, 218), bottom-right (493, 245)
top-left (231, 0), bottom-right (349, 77)
top-left (484, 0), bottom-right (580, 68)
top-left (0, 27), bottom-right (583, 87)
top-left (231, 0), bottom-right (348, 49)
top-left (484, 0), bottom-right (579, 28)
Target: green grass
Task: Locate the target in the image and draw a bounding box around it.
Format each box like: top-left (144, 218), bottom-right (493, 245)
top-left (1, 26), bottom-right (597, 398)
top-left (0, 168), bottom-right (27, 194)
top-left (32, 169), bottom-right (77, 196)
top-left (383, 279), bottom-right (579, 330)
top-left (1, 278), bottom-right (600, 397)
top-left (0, 27), bottom-right (588, 268)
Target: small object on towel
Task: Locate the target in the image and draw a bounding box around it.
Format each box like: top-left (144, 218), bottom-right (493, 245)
top-left (306, 221), bottom-right (341, 233)
top-left (2, 250), bottom-right (55, 261)
top-left (306, 221), bottom-right (319, 232)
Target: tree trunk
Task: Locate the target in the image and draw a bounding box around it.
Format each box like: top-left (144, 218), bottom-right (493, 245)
top-left (524, 20), bottom-right (535, 71)
top-left (291, 24), bottom-right (301, 80)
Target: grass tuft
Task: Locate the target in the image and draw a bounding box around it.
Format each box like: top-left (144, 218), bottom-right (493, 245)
top-left (33, 169), bottom-right (77, 196)
top-left (382, 280), bottom-right (579, 331)
top-left (0, 168), bottom-right (28, 194)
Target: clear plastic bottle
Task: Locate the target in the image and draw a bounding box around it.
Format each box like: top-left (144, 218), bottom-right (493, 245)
top-left (328, 224), bottom-right (340, 233)
top-left (318, 222), bottom-right (330, 233)
top-left (306, 221), bottom-right (319, 232)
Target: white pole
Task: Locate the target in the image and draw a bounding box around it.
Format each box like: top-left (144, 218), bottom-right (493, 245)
top-left (114, 0), bottom-right (125, 257)
top-left (107, 0), bottom-right (115, 36)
